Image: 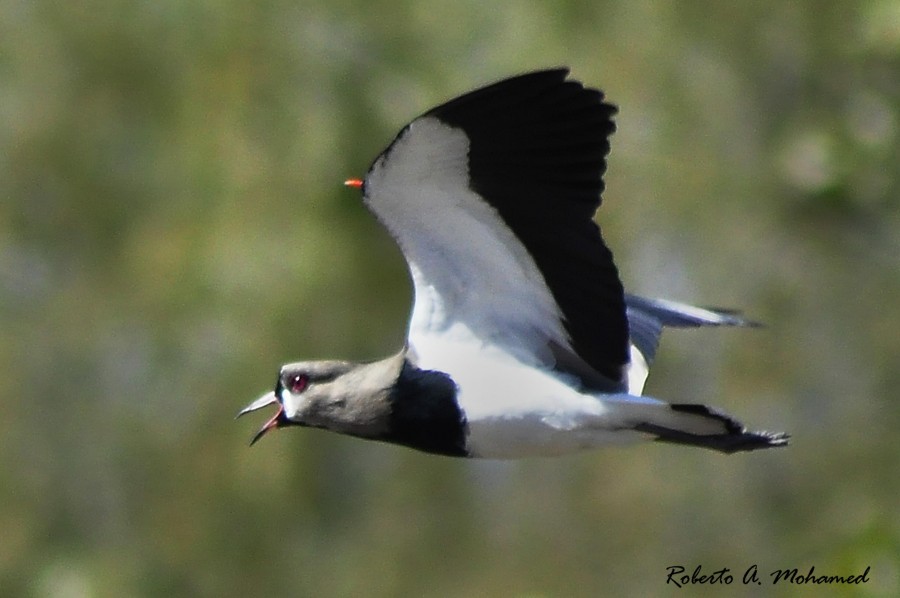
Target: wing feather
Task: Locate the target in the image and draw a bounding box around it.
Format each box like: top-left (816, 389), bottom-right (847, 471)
top-left (361, 69), bottom-right (628, 390)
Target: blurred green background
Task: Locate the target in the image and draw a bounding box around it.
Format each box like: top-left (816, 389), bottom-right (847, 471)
top-left (2, 0), bottom-right (898, 596)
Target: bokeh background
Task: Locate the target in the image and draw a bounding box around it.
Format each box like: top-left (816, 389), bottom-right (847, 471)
top-left (2, 0), bottom-right (898, 596)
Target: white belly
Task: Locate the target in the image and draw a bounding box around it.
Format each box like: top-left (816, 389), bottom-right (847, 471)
top-left (411, 324), bottom-right (658, 458)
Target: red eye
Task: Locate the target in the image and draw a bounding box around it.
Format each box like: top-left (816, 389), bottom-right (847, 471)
top-left (289, 373), bottom-right (309, 393)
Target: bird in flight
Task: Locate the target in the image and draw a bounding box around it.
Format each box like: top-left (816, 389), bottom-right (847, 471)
top-left (237, 68), bottom-right (788, 458)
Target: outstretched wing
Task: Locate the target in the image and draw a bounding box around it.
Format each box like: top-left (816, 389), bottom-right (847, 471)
top-left (359, 69), bottom-right (628, 390)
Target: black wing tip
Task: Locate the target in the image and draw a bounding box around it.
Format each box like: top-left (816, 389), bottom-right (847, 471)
top-left (423, 67), bottom-right (615, 121)
top-left (648, 404), bottom-right (790, 454)
top-left (716, 430), bottom-right (791, 454)
top-left (723, 429), bottom-right (790, 451)
top-left (640, 423), bottom-right (791, 454)
top-left (462, 66), bottom-right (573, 90)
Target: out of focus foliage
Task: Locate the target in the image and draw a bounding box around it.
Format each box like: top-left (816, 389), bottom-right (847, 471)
top-left (1, 1), bottom-right (898, 596)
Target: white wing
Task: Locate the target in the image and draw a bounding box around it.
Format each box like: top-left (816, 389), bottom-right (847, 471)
top-left (366, 116), bottom-right (568, 365)
top-left (359, 70), bottom-right (630, 391)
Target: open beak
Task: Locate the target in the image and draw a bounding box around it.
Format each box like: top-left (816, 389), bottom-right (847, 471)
top-left (236, 391), bottom-right (283, 446)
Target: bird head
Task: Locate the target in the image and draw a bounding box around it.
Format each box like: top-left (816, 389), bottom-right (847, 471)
top-left (236, 360), bottom-right (365, 445)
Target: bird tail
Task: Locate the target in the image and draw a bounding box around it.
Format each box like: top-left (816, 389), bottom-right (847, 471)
top-left (625, 293), bottom-right (759, 364)
top-left (624, 294), bottom-right (760, 395)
